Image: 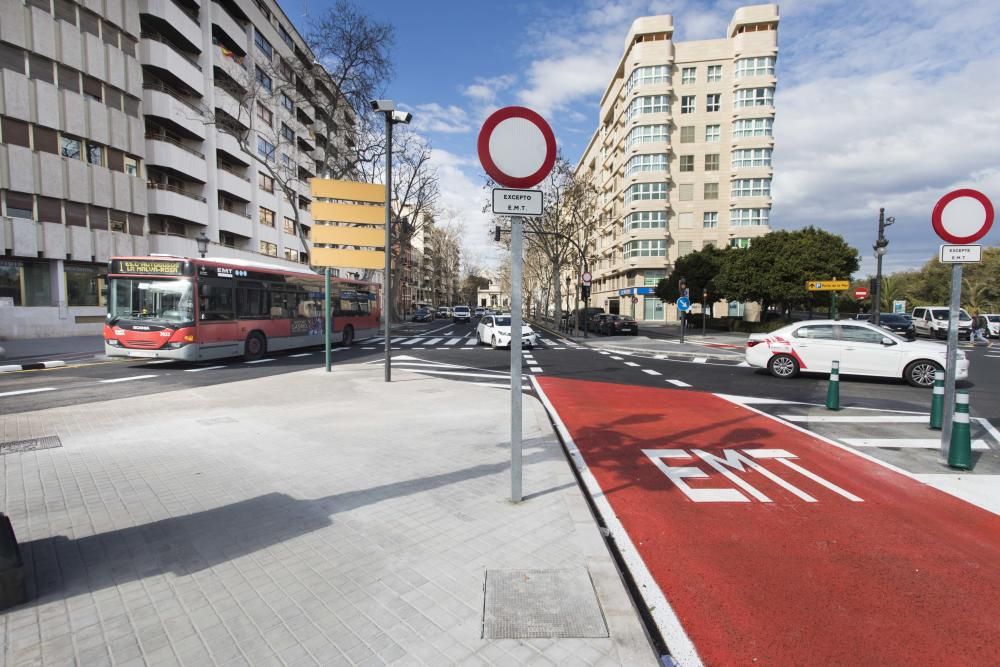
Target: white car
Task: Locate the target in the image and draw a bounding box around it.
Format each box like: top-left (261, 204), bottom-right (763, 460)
top-left (911, 306), bottom-right (973, 340)
top-left (476, 314), bottom-right (538, 349)
top-left (978, 314), bottom-right (1000, 338)
top-left (745, 320), bottom-right (969, 388)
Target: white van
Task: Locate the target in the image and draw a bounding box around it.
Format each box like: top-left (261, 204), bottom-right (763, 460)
top-left (911, 306), bottom-right (972, 340)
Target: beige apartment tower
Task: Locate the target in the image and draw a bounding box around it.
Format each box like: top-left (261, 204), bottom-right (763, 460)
top-left (577, 4), bottom-right (778, 322)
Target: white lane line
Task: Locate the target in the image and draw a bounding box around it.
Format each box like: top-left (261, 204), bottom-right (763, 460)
top-left (529, 366), bottom-right (543, 373)
top-left (99, 374), bottom-right (157, 383)
top-left (715, 394), bottom-right (802, 405)
top-left (443, 337), bottom-right (461, 346)
top-left (599, 351), bottom-right (610, 355)
top-left (610, 356), bottom-right (623, 360)
top-left (667, 379), bottom-right (692, 387)
top-left (642, 369), bottom-right (661, 376)
top-left (842, 438), bottom-right (990, 451)
top-left (624, 362), bottom-right (640, 367)
top-left (464, 337), bottom-right (479, 346)
top-left (362, 346), bottom-right (376, 350)
top-left (184, 365), bottom-right (226, 373)
top-left (424, 337), bottom-right (444, 346)
top-left (141, 360), bottom-right (174, 365)
top-left (552, 347), bottom-right (565, 350)
top-left (289, 353), bottom-right (313, 358)
top-left (693, 357), bottom-right (708, 364)
top-left (0, 387), bottom-right (57, 398)
top-left (244, 358), bottom-right (275, 364)
top-left (779, 415), bottom-right (928, 423)
top-left (405, 369), bottom-right (527, 380)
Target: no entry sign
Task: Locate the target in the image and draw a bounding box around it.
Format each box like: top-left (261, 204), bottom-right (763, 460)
top-left (854, 287), bottom-right (869, 300)
top-left (477, 107), bottom-right (556, 189)
top-left (931, 189), bottom-right (994, 244)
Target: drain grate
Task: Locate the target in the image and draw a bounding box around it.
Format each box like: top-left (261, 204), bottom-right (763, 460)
top-left (0, 435), bottom-right (63, 455)
top-left (483, 568), bottom-right (609, 639)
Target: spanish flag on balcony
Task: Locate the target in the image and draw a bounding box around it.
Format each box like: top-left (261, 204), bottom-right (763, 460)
top-left (221, 46), bottom-right (234, 58)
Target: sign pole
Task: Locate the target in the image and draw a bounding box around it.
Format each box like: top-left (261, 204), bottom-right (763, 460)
top-left (940, 263), bottom-right (962, 459)
top-left (324, 268), bottom-right (331, 372)
top-left (510, 216), bottom-right (523, 503)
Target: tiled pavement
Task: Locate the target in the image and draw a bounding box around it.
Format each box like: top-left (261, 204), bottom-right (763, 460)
top-left (1, 365), bottom-right (656, 666)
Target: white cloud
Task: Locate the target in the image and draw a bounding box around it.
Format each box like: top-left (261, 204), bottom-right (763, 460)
top-left (407, 103), bottom-right (471, 134)
top-left (427, 149), bottom-right (501, 269)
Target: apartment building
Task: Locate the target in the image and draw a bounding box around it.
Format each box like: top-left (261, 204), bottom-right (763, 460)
top-left (576, 4), bottom-right (778, 322)
top-left (0, 0), bottom-right (352, 337)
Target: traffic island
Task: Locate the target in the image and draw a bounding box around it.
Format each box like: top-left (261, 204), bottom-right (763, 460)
top-left (0, 512), bottom-right (27, 611)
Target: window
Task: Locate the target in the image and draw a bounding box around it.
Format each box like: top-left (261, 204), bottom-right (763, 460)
top-left (681, 95), bottom-right (695, 114)
top-left (257, 136), bottom-right (276, 162)
top-left (734, 87), bottom-right (774, 108)
top-left (624, 239), bottom-right (666, 258)
top-left (626, 124), bottom-right (669, 147)
top-left (704, 183), bottom-right (719, 200)
top-left (254, 29), bottom-right (273, 59)
top-left (109, 210), bottom-right (127, 232)
top-left (625, 153), bottom-right (668, 175)
top-left (259, 207), bottom-right (275, 227)
top-left (66, 264), bottom-right (103, 306)
top-left (732, 148), bottom-right (772, 168)
top-left (280, 93), bottom-right (293, 112)
top-left (64, 201), bottom-right (86, 226)
top-left (121, 35), bottom-right (137, 57)
top-left (201, 282), bottom-right (235, 320)
top-left (625, 65), bottom-right (670, 93)
top-left (703, 212), bottom-right (719, 228)
top-left (79, 10), bottom-right (99, 36)
top-left (60, 135), bottom-right (82, 159)
top-left (280, 123), bottom-right (294, 143)
top-left (278, 24), bottom-right (294, 49)
top-left (28, 54), bottom-right (54, 83)
top-left (5, 191), bottom-right (33, 218)
top-left (677, 241), bottom-right (693, 257)
top-left (255, 67), bottom-right (272, 92)
top-left (27, 0), bottom-right (50, 12)
top-left (54, 0), bottom-right (76, 23)
top-left (57, 65), bottom-right (79, 93)
top-left (256, 102), bottom-right (272, 127)
top-left (679, 155), bottom-right (694, 172)
top-left (681, 67), bottom-right (696, 84)
top-left (237, 281), bottom-right (269, 316)
top-left (705, 94), bottom-right (721, 112)
top-left (105, 87), bottom-right (122, 111)
top-left (678, 212), bottom-right (692, 228)
top-left (259, 173), bottom-right (274, 193)
top-left (735, 56), bottom-right (775, 78)
top-left (794, 324), bottom-right (836, 340)
top-left (705, 125), bottom-right (720, 142)
top-left (625, 182), bottom-right (667, 203)
top-left (644, 270), bottom-right (666, 287)
top-left (627, 95), bottom-right (669, 121)
top-left (707, 64), bottom-right (722, 82)
top-left (733, 117), bottom-right (773, 137)
top-left (259, 241), bottom-right (277, 256)
top-left (705, 154), bottom-right (719, 171)
top-left (123, 96), bottom-right (139, 117)
top-left (37, 196), bottom-right (61, 223)
top-left (33, 126), bottom-right (58, 153)
top-left (731, 179), bottom-right (771, 197)
top-left (86, 142), bottom-right (104, 166)
top-left (679, 126), bottom-right (695, 143)
top-left (283, 217), bottom-right (296, 234)
top-left (102, 24), bottom-right (118, 48)
top-left (124, 155), bottom-right (138, 176)
top-left (624, 211), bottom-right (666, 230)
top-left (731, 208), bottom-right (769, 226)
top-left (678, 184), bottom-right (693, 201)
top-left (2, 118), bottom-right (30, 147)
top-left (82, 76), bottom-right (102, 101)
top-left (840, 325), bottom-right (886, 344)
top-left (0, 43), bottom-right (25, 73)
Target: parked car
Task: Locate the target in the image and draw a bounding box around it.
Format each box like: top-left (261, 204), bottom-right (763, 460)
top-left (745, 320), bottom-right (968, 388)
top-left (601, 315), bottom-right (638, 336)
top-left (476, 314), bottom-right (538, 349)
top-left (452, 306), bottom-right (471, 323)
top-left (436, 306), bottom-right (452, 319)
top-left (474, 307), bottom-right (486, 318)
top-left (854, 312), bottom-right (915, 339)
top-left (587, 313), bottom-right (609, 333)
top-left (911, 306), bottom-right (973, 340)
top-left (412, 307), bottom-right (433, 322)
top-left (975, 314), bottom-right (1000, 338)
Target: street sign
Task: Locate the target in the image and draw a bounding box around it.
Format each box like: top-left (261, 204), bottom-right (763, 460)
top-left (677, 296), bottom-right (691, 312)
top-left (939, 244), bottom-right (982, 263)
top-left (932, 189), bottom-right (994, 244)
top-left (806, 280), bottom-right (850, 291)
top-left (631, 296), bottom-right (638, 304)
top-left (492, 188), bottom-right (542, 216)
top-left (477, 106), bottom-right (557, 189)
top-left (893, 300), bottom-right (907, 314)
top-left (854, 287), bottom-right (869, 300)
top-left (582, 271), bottom-right (592, 285)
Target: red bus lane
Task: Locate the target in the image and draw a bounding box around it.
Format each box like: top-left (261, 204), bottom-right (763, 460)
top-left (535, 377), bottom-right (1000, 666)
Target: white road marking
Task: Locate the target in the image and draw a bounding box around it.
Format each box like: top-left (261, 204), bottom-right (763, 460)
top-left (599, 351), bottom-right (610, 355)
top-left (141, 360), bottom-right (173, 365)
top-left (624, 362), bottom-right (640, 367)
top-left (184, 365), bottom-right (226, 373)
top-left (99, 374), bottom-right (157, 383)
top-left (737, 361), bottom-right (750, 367)
top-left (443, 337), bottom-right (461, 346)
top-left (362, 346), bottom-right (376, 350)
top-left (0, 387), bottom-right (57, 397)
top-left (642, 369), bottom-right (661, 376)
top-left (289, 353), bottom-right (312, 357)
top-left (244, 358), bottom-right (275, 364)
top-left (405, 369), bottom-right (528, 380)
top-left (693, 357), bottom-right (708, 364)
top-left (464, 337), bottom-right (478, 346)
top-left (667, 379), bottom-right (692, 387)
top-left (424, 337), bottom-right (444, 346)
top-left (842, 438), bottom-right (990, 451)
top-left (399, 338), bottom-right (424, 345)
top-left (529, 366), bottom-right (543, 373)
top-left (715, 394), bottom-right (802, 405)
top-left (779, 415), bottom-right (928, 423)
top-left (610, 356), bottom-right (623, 360)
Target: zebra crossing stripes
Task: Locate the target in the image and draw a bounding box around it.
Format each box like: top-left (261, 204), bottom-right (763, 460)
top-left (382, 334), bottom-right (566, 348)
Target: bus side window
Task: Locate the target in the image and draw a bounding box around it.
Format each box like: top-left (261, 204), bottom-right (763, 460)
top-left (236, 282), bottom-right (269, 318)
top-left (271, 291), bottom-right (292, 318)
top-left (201, 282), bottom-right (235, 321)
top-left (356, 291), bottom-right (371, 315)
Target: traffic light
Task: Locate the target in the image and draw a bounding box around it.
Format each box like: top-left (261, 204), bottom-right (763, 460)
top-left (581, 285), bottom-right (591, 300)
top-left (494, 225), bottom-right (501, 242)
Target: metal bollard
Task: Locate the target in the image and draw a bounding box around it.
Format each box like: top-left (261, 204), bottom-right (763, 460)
top-left (929, 370), bottom-right (944, 430)
top-left (947, 391), bottom-right (972, 470)
top-left (826, 360), bottom-right (840, 411)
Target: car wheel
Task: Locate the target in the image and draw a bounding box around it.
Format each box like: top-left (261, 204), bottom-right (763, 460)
top-left (341, 325), bottom-right (354, 347)
top-left (904, 359), bottom-right (941, 388)
top-left (244, 332), bottom-right (266, 361)
top-left (768, 354), bottom-right (799, 379)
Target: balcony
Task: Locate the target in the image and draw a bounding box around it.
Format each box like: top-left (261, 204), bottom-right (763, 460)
top-left (211, 0), bottom-right (247, 49)
top-left (141, 33), bottom-right (204, 95)
top-left (147, 182), bottom-right (208, 225)
top-left (140, 0), bottom-right (202, 51)
top-left (212, 43), bottom-right (249, 88)
top-left (218, 207), bottom-right (253, 238)
top-left (216, 164), bottom-right (251, 200)
top-left (213, 85), bottom-right (247, 128)
top-left (215, 131), bottom-right (252, 165)
top-left (143, 84), bottom-right (207, 140)
top-left (145, 134), bottom-right (207, 182)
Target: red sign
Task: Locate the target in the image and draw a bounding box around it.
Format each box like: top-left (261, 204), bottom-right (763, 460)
top-left (854, 287), bottom-right (869, 299)
top-left (931, 189), bottom-right (994, 244)
top-left (477, 107), bottom-right (556, 189)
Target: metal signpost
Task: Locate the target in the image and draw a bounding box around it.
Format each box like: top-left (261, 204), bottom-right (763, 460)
top-left (930, 189), bottom-right (994, 461)
top-left (677, 295), bottom-right (691, 343)
top-left (324, 268), bottom-right (332, 372)
top-left (478, 106), bottom-right (556, 503)
top-left (581, 271), bottom-right (592, 338)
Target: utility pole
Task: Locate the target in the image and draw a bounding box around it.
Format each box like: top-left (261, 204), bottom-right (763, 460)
top-left (872, 208), bottom-right (895, 327)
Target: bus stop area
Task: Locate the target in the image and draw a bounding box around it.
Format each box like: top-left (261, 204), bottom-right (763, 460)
top-left (0, 364), bottom-right (656, 666)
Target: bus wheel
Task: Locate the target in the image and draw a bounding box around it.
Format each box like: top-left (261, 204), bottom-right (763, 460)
top-left (341, 325), bottom-right (354, 347)
top-left (244, 332), bottom-right (266, 361)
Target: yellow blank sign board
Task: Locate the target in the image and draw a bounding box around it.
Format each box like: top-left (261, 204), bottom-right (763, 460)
top-left (312, 248), bottom-right (385, 270)
top-left (806, 280), bottom-right (850, 291)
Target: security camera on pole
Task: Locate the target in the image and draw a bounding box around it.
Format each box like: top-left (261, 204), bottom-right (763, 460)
top-left (930, 188), bottom-right (994, 463)
top-left (478, 106), bottom-right (556, 503)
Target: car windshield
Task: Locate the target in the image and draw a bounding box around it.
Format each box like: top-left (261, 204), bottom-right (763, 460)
top-left (930, 308), bottom-right (972, 320)
top-left (880, 314), bottom-right (908, 323)
top-left (987, 316), bottom-right (1000, 323)
top-left (108, 278), bottom-right (194, 324)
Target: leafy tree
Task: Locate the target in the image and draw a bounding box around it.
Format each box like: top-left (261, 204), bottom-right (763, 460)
top-left (654, 245), bottom-right (727, 316)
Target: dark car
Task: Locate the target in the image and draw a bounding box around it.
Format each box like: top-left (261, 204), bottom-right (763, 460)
top-left (873, 313), bottom-right (915, 339)
top-left (588, 313), bottom-right (609, 333)
top-left (412, 307), bottom-right (433, 322)
top-left (601, 315), bottom-right (638, 336)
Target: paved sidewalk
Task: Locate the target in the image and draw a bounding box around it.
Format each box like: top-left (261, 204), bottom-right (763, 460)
top-left (0, 335), bottom-right (104, 364)
top-left (531, 319), bottom-right (743, 362)
top-left (1, 365), bottom-right (657, 666)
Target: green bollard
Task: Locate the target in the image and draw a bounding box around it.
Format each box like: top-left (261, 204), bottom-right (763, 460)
top-left (826, 360), bottom-right (840, 411)
top-left (947, 391), bottom-right (973, 470)
top-left (929, 370), bottom-right (944, 430)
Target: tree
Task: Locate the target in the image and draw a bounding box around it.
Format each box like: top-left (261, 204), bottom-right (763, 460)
top-left (714, 227), bottom-right (860, 317)
top-left (655, 245), bottom-right (728, 316)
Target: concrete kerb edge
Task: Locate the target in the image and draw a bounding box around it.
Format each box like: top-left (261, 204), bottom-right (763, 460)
top-left (0, 360), bottom-right (67, 373)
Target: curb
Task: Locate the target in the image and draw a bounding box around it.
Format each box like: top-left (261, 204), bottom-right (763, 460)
top-left (0, 360), bottom-right (67, 373)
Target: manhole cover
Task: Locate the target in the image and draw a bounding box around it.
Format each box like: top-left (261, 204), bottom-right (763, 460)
top-left (0, 435), bottom-right (62, 455)
top-left (483, 568), bottom-right (608, 639)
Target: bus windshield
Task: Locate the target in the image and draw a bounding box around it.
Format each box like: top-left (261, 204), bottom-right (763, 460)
top-left (109, 278), bottom-right (194, 324)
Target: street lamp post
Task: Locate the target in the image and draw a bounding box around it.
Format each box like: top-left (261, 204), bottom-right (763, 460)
top-left (370, 100), bottom-right (412, 383)
top-left (872, 208), bottom-right (895, 327)
top-left (196, 231), bottom-right (209, 258)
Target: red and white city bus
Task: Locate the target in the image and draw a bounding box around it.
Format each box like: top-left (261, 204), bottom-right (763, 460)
top-left (104, 256), bottom-right (380, 361)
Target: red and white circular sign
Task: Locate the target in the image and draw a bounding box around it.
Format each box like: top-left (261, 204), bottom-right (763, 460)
top-left (582, 271), bottom-right (592, 284)
top-left (854, 287), bottom-right (869, 300)
top-left (931, 189), bottom-right (994, 244)
top-left (477, 106), bottom-right (556, 189)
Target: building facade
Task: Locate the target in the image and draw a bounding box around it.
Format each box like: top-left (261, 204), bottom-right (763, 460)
top-left (0, 0), bottom-right (352, 338)
top-left (576, 4), bottom-right (778, 322)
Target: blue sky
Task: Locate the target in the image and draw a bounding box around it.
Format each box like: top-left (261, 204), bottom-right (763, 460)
top-left (287, 0), bottom-right (1000, 274)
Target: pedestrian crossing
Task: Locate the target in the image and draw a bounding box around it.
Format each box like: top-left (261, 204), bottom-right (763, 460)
top-left (357, 334), bottom-right (570, 349)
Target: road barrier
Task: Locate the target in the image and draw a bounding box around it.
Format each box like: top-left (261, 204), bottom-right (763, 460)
top-left (929, 371), bottom-right (944, 430)
top-left (947, 391), bottom-right (972, 470)
top-left (826, 360), bottom-right (840, 410)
